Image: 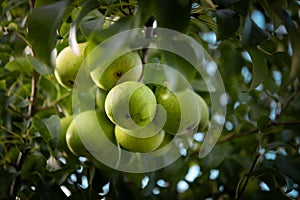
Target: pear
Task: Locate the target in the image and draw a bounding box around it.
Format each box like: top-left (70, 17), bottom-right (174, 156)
top-left (66, 110), bottom-right (115, 157)
top-left (197, 94), bottom-right (209, 131)
top-left (54, 42), bottom-right (87, 89)
top-left (90, 51), bottom-right (143, 91)
top-left (105, 81), bottom-right (157, 129)
top-left (155, 86), bottom-right (201, 135)
top-left (114, 125), bottom-right (165, 153)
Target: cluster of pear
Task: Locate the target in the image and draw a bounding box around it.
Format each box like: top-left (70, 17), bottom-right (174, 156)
top-left (54, 42), bottom-right (209, 156)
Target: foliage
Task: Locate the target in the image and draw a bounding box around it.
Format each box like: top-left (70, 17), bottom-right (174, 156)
top-left (1, 0), bottom-right (300, 199)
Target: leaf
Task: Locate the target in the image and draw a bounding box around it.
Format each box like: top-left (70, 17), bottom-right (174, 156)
top-left (252, 167), bottom-right (294, 193)
top-left (69, 0), bottom-right (99, 55)
top-left (152, 0), bottom-right (191, 33)
top-left (91, 16), bottom-right (136, 44)
top-left (216, 9), bottom-right (240, 40)
top-left (259, 0), bottom-right (284, 29)
top-left (21, 153), bottom-right (47, 180)
top-left (257, 115), bottom-right (270, 130)
top-left (202, 144), bottom-right (233, 168)
top-left (242, 14), bottom-right (270, 47)
top-left (33, 115), bottom-right (60, 150)
top-left (4, 57), bottom-right (33, 76)
top-left (275, 155), bottom-right (300, 182)
top-left (27, 1), bottom-right (68, 67)
top-left (80, 16), bottom-right (105, 38)
top-left (279, 10), bottom-right (300, 82)
top-left (26, 55), bottom-right (52, 75)
top-left (265, 141), bottom-right (292, 152)
top-left (247, 48), bottom-right (268, 91)
top-left (272, 52), bottom-right (291, 70)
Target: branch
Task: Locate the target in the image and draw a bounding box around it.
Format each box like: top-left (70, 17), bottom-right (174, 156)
top-left (26, 70), bottom-right (39, 119)
top-left (142, 17), bottom-right (155, 65)
top-left (236, 153), bottom-right (261, 200)
top-left (276, 86), bottom-right (300, 120)
top-left (10, 148), bottom-right (30, 198)
top-left (36, 92), bottom-right (71, 112)
top-left (218, 120), bottom-right (300, 144)
top-left (7, 106), bottom-right (27, 119)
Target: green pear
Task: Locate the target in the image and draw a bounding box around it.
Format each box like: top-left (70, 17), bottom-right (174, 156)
top-left (90, 51), bottom-right (143, 91)
top-left (56, 116), bottom-right (73, 152)
top-left (66, 110), bottom-right (115, 157)
top-left (105, 81), bottom-right (157, 129)
top-left (95, 88), bottom-right (107, 112)
top-left (158, 133), bottom-right (173, 149)
top-left (114, 125), bottom-right (165, 153)
top-left (54, 42), bottom-right (88, 89)
top-left (155, 86), bottom-right (200, 135)
top-left (197, 94), bottom-right (209, 131)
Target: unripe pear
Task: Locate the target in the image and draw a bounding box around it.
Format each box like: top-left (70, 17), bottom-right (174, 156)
top-left (114, 125), bottom-right (165, 153)
top-left (90, 51), bottom-right (143, 91)
top-left (54, 43), bottom-right (87, 89)
top-left (105, 81), bottom-right (157, 129)
top-left (197, 94), bottom-right (209, 131)
top-left (56, 116), bottom-right (73, 152)
top-left (155, 86), bottom-right (200, 135)
top-left (66, 110), bottom-right (115, 157)
top-left (95, 88), bottom-right (107, 112)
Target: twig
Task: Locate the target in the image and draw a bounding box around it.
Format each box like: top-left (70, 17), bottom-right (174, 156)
top-left (125, 0), bottom-right (133, 15)
top-left (0, 125), bottom-right (23, 140)
top-left (276, 86), bottom-right (300, 120)
top-left (37, 92), bottom-right (71, 112)
top-left (142, 17), bottom-right (155, 64)
top-left (7, 106), bottom-right (27, 118)
top-left (26, 70), bottom-right (39, 119)
top-left (10, 148), bottom-right (30, 198)
top-left (218, 120), bottom-right (300, 144)
top-left (236, 153), bottom-right (261, 200)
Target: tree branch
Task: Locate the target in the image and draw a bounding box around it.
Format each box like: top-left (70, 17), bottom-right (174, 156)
top-left (26, 70), bottom-right (39, 119)
top-left (218, 120), bottom-right (300, 144)
top-left (10, 148), bottom-right (30, 198)
top-left (236, 153), bottom-right (261, 200)
top-left (142, 17), bottom-right (155, 65)
top-left (36, 92), bottom-right (71, 112)
top-left (276, 86), bottom-right (300, 120)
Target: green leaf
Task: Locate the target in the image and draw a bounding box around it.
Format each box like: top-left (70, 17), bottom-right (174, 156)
top-left (275, 155), bottom-right (300, 182)
top-left (247, 48), bottom-right (268, 91)
top-left (203, 144), bottom-right (233, 168)
top-left (242, 14), bottom-right (270, 47)
top-left (4, 57), bottom-right (33, 76)
top-left (252, 167), bottom-right (294, 193)
top-left (257, 115), bottom-right (270, 130)
top-left (26, 55), bottom-right (52, 75)
top-left (259, 0), bottom-right (285, 29)
top-left (21, 153), bottom-right (46, 180)
top-left (280, 11), bottom-right (300, 82)
top-left (152, 0), bottom-right (191, 33)
top-left (27, 1), bottom-right (68, 67)
top-left (216, 9), bottom-right (240, 40)
top-left (80, 16), bottom-right (105, 38)
top-left (69, 0), bottom-right (99, 55)
top-left (34, 0), bottom-right (58, 7)
top-left (91, 16), bottom-right (136, 44)
top-left (272, 52), bottom-right (291, 70)
top-left (265, 141), bottom-right (292, 152)
top-left (33, 115), bottom-right (60, 150)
